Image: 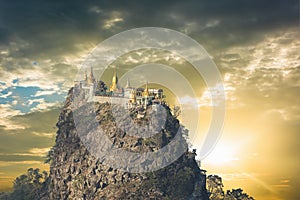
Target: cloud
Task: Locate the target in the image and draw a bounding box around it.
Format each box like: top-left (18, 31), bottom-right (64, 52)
top-left (260, 109), bottom-right (291, 122)
top-left (112, 49), bottom-right (188, 69)
top-left (28, 147), bottom-right (51, 156)
top-left (179, 96), bottom-right (199, 106)
top-left (33, 90), bottom-right (57, 97)
top-left (0, 147), bottom-right (51, 158)
top-left (27, 98), bottom-right (62, 113)
top-left (0, 104), bottom-right (25, 130)
top-left (0, 91), bottom-right (12, 99)
top-left (30, 101), bottom-right (61, 112)
top-left (103, 11), bottom-right (124, 30)
top-left (0, 0), bottom-right (297, 57)
top-left (0, 38), bottom-right (76, 114)
top-left (0, 161), bottom-right (43, 167)
top-left (0, 108), bottom-right (59, 157)
top-left (213, 28), bottom-right (300, 120)
top-left (88, 6), bottom-right (103, 14)
top-left (32, 132), bottom-right (55, 138)
top-left (0, 86), bottom-right (64, 113)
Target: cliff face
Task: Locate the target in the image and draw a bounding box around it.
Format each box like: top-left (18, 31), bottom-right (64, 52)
top-left (48, 88), bottom-right (208, 200)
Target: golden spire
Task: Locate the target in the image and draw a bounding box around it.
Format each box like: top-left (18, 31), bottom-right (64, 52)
top-left (129, 89), bottom-right (136, 103)
top-left (142, 81), bottom-right (149, 97)
top-left (109, 68), bottom-right (118, 91)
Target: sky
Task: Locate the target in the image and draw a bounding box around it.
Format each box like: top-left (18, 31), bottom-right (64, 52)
top-left (0, 0), bottom-right (299, 199)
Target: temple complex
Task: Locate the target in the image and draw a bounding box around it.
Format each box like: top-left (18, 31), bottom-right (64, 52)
top-left (76, 68), bottom-right (166, 109)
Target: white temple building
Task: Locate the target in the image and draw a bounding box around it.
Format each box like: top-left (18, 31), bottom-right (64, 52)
top-left (76, 67), bottom-right (166, 109)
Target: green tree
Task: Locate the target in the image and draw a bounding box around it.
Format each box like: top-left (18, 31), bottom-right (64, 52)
top-left (172, 105), bottom-right (181, 118)
top-left (45, 147), bottom-right (55, 164)
top-left (207, 175), bottom-right (225, 200)
top-left (95, 80), bottom-right (108, 95)
top-left (2, 168), bottom-right (49, 200)
top-left (225, 188), bottom-right (254, 200)
top-left (206, 175), bottom-right (255, 200)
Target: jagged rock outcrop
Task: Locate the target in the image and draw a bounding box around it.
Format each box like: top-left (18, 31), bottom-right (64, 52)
top-left (48, 88), bottom-right (209, 200)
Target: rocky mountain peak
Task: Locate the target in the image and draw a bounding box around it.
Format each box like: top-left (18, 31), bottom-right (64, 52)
top-left (48, 87), bottom-right (209, 199)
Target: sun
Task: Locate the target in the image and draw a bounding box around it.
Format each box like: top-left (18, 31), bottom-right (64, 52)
top-left (203, 141), bottom-right (239, 166)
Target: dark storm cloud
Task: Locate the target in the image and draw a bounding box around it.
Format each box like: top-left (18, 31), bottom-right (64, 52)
top-left (0, 0), bottom-right (298, 53)
top-left (0, 1), bottom-right (95, 58)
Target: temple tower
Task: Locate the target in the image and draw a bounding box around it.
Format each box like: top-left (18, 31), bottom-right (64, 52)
top-left (110, 68), bottom-right (119, 92)
top-left (142, 81), bottom-right (150, 97)
top-left (88, 67), bottom-right (95, 85)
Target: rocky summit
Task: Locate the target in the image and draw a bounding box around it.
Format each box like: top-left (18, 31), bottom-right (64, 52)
top-left (47, 88), bottom-right (209, 200)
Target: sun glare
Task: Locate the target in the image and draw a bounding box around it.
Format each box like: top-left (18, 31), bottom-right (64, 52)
top-left (203, 142), bottom-right (239, 165)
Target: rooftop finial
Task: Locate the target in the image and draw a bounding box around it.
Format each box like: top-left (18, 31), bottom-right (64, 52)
top-left (125, 78), bottom-right (131, 88)
top-left (88, 67), bottom-right (95, 84)
top-left (143, 81), bottom-right (149, 97)
top-left (110, 67), bottom-right (119, 91)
